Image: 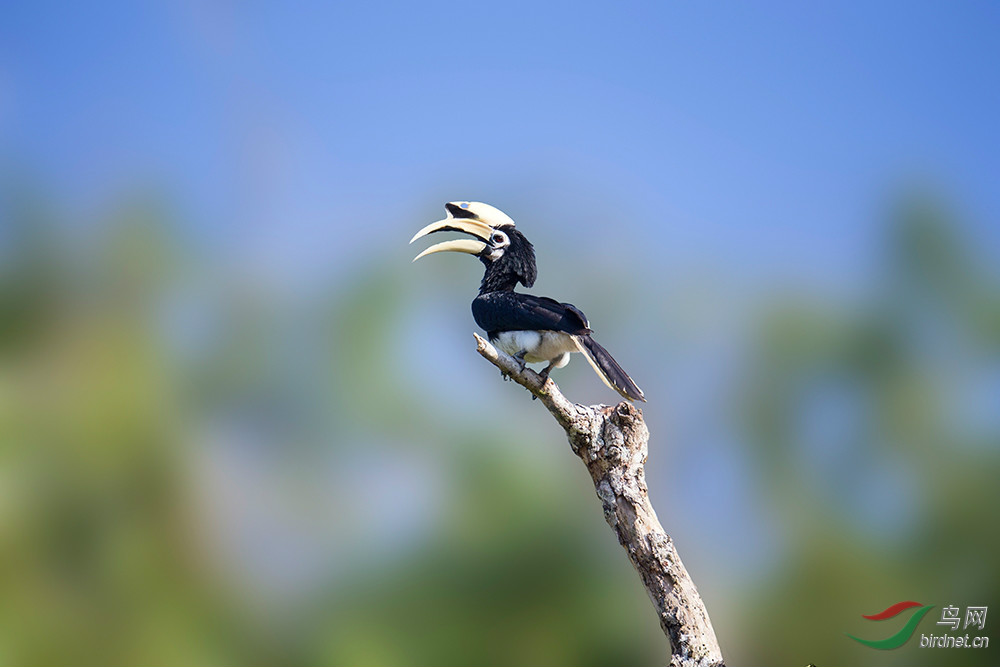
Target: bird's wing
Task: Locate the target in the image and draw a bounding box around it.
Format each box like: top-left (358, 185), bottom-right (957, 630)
top-left (472, 292), bottom-right (592, 335)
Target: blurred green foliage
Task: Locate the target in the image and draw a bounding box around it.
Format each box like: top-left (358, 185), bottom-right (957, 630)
top-left (0, 186), bottom-right (997, 666)
top-left (735, 196), bottom-right (1000, 666)
top-left (0, 189), bottom-right (663, 666)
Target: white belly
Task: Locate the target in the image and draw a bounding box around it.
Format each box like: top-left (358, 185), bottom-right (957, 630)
top-left (492, 330), bottom-right (577, 364)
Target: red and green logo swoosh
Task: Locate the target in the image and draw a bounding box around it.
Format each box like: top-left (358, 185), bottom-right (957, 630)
top-left (847, 601), bottom-right (935, 649)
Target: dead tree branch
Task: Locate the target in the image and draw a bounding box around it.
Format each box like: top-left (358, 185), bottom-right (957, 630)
top-left (473, 332), bottom-right (725, 667)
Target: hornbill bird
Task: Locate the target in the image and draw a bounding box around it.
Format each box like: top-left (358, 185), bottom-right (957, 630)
top-left (411, 201), bottom-right (645, 402)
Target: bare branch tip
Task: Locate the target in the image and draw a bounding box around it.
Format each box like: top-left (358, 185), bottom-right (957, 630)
top-left (466, 326), bottom-right (720, 664)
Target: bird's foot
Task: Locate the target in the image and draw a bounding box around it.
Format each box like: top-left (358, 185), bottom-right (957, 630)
top-left (532, 365), bottom-right (556, 400)
top-left (513, 350), bottom-right (528, 374)
top-left (500, 351), bottom-right (528, 383)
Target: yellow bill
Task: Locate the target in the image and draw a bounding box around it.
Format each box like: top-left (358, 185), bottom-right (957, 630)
top-left (412, 238), bottom-right (488, 262)
top-left (409, 218), bottom-right (493, 245)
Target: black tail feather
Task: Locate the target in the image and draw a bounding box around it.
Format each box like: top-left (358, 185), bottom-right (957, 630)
top-left (575, 335), bottom-right (646, 402)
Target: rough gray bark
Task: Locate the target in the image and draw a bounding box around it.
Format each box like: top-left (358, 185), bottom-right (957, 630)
top-left (474, 332), bottom-right (725, 667)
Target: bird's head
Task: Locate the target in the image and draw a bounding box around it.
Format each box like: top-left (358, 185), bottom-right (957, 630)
top-left (410, 201), bottom-right (537, 290)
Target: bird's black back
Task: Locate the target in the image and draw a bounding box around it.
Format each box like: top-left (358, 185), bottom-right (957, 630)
top-left (472, 291), bottom-right (591, 338)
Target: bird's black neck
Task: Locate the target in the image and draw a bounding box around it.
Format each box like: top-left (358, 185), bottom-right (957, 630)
top-left (478, 269), bottom-right (520, 294)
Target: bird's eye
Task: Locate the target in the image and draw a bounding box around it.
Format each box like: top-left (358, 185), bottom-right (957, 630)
top-left (491, 232), bottom-right (506, 244)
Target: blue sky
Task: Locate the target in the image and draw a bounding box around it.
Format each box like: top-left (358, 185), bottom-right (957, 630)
top-left (3, 1), bottom-right (998, 288)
